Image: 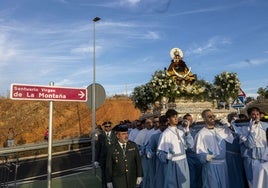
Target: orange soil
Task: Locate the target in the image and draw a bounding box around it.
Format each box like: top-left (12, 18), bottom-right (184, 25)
top-left (0, 96), bottom-right (141, 147)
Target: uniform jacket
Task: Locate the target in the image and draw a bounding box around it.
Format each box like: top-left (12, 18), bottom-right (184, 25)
top-left (95, 131), bottom-right (117, 165)
top-left (106, 140), bottom-right (143, 188)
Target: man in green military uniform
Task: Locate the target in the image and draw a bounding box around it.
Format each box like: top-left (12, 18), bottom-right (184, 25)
top-left (106, 124), bottom-right (143, 188)
top-left (95, 121), bottom-right (117, 188)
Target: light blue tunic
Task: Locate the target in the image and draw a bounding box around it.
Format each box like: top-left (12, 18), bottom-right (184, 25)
top-left (195, 127), bottom-right (231, 188)
top-left (239, 121), bottom-right (268, 185)
top-left (157, 126), bottom-right (194, 188)
top-left (145, 131), bottom-right (162, 188)
top-left (185, 123), bottom-right (203, 188)
top-left (226, 132), bottom-right (248, 188)
top-left (142, 129), bottom-right (158, 188)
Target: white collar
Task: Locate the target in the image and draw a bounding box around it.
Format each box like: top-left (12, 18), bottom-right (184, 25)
top-left (118, 141), bottom-right (127, 148)
top-left (105, 131), bottom-right (111, 135)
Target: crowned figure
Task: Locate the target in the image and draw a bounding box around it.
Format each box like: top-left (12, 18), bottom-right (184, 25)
top-left (166, 48), bottom-right (196, 85)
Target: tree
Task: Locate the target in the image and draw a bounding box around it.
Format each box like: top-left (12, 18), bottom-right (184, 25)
top-left (257, 86), bottom-right (268, 99)
top-left (245, 97), bottom-right (255, 104)
top-left (130, 84), bottom-right (155, 112)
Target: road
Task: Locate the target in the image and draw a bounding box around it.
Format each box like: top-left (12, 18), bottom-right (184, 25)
top-left (2, 147), bottom-right (92, 185)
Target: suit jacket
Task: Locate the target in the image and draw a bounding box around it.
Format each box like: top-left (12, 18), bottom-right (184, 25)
top-left (95, 131), bottom-right (117, 166)
top-left (106, 140), bottom-right (143, 188)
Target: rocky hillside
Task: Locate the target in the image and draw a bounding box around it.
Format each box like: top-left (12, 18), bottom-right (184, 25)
top-left (0, 96), bottom-right (141, 147)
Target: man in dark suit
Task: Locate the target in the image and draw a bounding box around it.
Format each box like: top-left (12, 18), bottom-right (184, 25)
top-left (106, 124), bottom-right (143, 188)
top-left (95, 121), bottom-right (117, 188)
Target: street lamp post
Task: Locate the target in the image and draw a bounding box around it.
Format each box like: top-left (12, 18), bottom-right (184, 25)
top-left (92, 16), bottom-right (100, 170)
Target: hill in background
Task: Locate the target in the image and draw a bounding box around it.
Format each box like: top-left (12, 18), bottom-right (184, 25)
top-left (0, 96), bottom-right (141, 147)
top-left (1, 95), bottom-right (267, 148)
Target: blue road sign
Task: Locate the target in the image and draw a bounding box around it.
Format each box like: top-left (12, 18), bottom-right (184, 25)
top-left (232, 96), bottom-right (245, 108)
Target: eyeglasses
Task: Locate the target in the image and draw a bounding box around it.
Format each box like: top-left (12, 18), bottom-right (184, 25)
top-left (105, 125), bottom-right (111, 128)
top-left (207, 115), bottom-right (216, 119)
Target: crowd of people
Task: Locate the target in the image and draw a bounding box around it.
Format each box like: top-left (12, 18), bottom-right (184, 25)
top-left (94, 107), bottom-right (268, 188)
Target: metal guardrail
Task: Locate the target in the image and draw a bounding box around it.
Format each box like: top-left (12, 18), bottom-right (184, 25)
top-left (0, 137), bottom-right (91, 157)
top-left (0, 137), bottom-right (91, 187)
top-left (0, 164), bottom-right (11, 187)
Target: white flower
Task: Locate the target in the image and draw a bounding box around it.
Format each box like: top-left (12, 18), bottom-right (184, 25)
top-left (199, 87), bottom-right (206, 92)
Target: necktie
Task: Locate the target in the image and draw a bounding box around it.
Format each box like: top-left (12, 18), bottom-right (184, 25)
top-left (107, 133), bottom-right (111, 144)
top-left (122, 144), bottom-right (126, 155)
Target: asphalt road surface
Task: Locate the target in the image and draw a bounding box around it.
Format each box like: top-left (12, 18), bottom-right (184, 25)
top-left (3, 148), bottom-right (92, 185)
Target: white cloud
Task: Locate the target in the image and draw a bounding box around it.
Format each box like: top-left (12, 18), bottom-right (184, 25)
top-left (84, 0), bottom-right (141, 9)
top-left (40, 68), bottom-right (55, 76)
top-left (100, 21), bottom-right (137, 28)
top-left (144, 31), bottom-right (160, 39)
top-left (170, 7), bottom-right (226, 17)
top-left (55, 78), bottom-right (75, 86)
top-left (0, 33), bottom-right (18, 63)
top-left (186, 36), bottom-right (231, 55)
top-left (124, 0), bottom-right (141, 6)
top-left (168, 2), bottom-right (246, 17)
top-left (54, 0), bottom-right (68, 3)
top-left (228, 58), bottom-right (268, 69)
top-left (71, 45), bottom-right (93, 54)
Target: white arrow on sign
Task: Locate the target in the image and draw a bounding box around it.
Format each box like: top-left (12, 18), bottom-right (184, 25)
top-left (78, 91), bottom-right (85, 98)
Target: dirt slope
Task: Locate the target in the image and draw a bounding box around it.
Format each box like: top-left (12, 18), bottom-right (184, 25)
top-left (0, 96), bottom-right (141, 147)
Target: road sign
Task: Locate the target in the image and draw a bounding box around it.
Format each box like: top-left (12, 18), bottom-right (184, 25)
top-left (86, 83), bottom-right (106, 109)
top-left (232, 96), bottom-right (245, 108)
top-left (10, 83), bottom-right (87, 102)
top-left (238, 88), bottom-right (246, 97)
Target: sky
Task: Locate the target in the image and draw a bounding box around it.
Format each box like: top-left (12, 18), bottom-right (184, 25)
top-left (0, 0), bottom-right (268, 98)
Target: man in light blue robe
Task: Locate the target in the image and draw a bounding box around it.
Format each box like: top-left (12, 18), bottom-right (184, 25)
top-left (195, 109), bottom-right (234, 188)
top-left (146, 115), bottom-right (168, 188)
top-left (134, 118), bottom-right (154, 188)
top-left (225, 113), bottom-right (248, 188)
top-left (179, 113), bottom-right (203, 188)
top-left (142, 118), bottom-right (158, 188)
top-left (157, 109), bottom-right (194, 188)
top-left (237, 107), bottom-right (268, 187)
top-left (129, 119), bottom-right (143, 142)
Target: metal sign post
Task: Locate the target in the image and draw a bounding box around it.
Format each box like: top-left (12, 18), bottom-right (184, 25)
top-left (91, 16), bottom-right (101, 175)
top-left (47, 81), bottom-right (54, 188)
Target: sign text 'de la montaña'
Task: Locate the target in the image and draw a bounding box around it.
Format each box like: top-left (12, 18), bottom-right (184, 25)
top-left (10, 83), bottom-right (87, 102)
